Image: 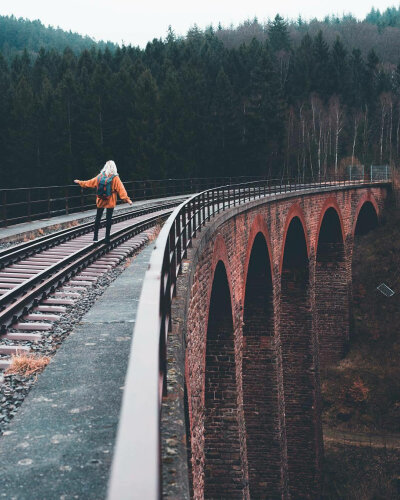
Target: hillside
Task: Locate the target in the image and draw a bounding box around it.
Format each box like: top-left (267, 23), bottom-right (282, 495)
top-left (216, 7), bottom-right (400, 64)
top-left (0, 15), bottom-right (116, 60)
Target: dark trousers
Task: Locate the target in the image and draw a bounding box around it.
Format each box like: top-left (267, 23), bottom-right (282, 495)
top-left (94, 207), bottom-right (114, 241)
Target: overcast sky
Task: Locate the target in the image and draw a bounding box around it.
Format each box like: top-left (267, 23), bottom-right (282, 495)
top-left (0, 0), bottom-right (398, 47)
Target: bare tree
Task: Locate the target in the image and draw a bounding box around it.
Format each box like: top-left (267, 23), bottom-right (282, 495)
top-left (311, 94), bottom-right (324, 178)
top-left (285, 106), bottom-right (295, 179)
top-left (379, 93), bottom-right (389, 163)
top-left (329, 95), bottom-right (344, 176)
top-left (388, 93), bottom-right (393, 165)
top-left (299, 103), bottom-right (307, 181)
top-left (351, 111), bottom-right (362, 163)
top-left (362, 105), bottom-right (369, 165)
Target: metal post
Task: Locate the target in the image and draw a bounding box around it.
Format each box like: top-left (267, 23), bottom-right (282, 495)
top-left (182, 206), bottom-right (187, 255)
top-left (197, 196), bottom-right (201, 233)
top-left (169, 224), bottom-right (176, 295)
top-left (176, 214), bottom-right (182, 265)
top-left (65, 186), bottom-right (69, 215)
top-left (47, 188), bottom-right (51, 217)
top-left (202, 193), bottom-right (206, 226)
top-left (27, 189), bottom-right (31, 222)
top-left (188, 201), bottom-right (193, 244)
top-left (2, 191), bottom-right (7, 227)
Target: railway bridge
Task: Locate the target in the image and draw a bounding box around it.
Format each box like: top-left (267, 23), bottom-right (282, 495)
top-left (0, 176), bottom-right (393, 500)
top-left (109, 178), bottom-right (390, 499)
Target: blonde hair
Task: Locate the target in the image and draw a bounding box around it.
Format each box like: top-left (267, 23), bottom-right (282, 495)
top-left (101, 160), bottom-right (118, 177)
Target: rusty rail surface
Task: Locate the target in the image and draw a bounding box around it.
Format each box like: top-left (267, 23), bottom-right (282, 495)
top-left (108, 172), bottom-right (392, 500)
top-left (0, 176), bottom-right (263, 227)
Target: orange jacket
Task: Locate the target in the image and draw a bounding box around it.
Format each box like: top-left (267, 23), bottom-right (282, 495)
top-left (78, 175), bottom-right (132, 209)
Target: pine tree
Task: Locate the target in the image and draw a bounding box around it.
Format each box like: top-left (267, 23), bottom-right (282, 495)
top-left (331, 37), bottom-right (348, 99)
top-left (312, 31), bottom-right (331, 99)
top-left (268, 15), bottom-right (291, 52)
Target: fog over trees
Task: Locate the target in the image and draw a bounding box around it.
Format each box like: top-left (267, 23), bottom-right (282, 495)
top-left (1, 9), bottom-right (400, 187)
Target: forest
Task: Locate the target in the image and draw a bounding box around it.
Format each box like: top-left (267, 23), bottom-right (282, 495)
top-left (1, 10), bottom-right (400, 188)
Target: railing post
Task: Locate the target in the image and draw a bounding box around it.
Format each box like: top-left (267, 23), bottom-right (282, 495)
top-left (176, 214), bottom-right (182, 266)
top-left (182, 206), bottom-right (188, 255)
top-left (80, 187), bottom-right (84, 211)
top-left (197, 196), bottom-right (201, 233)
top-left (65, 186), bottom-right (69, 215)
top-left (170, 223), bottom-right (177, 295)
top-left (187, 201), bottom-right (193, 245)
top-left (192, 199), bottom-right (197, 239)
top-left (2, 191), bottom-right (7, 227)
top-left (27, 189), bottom-right (31, 222)
top-left (202, 192), bottom-right (206, 225)
top-left (47, 188), bottom-right (51, 217)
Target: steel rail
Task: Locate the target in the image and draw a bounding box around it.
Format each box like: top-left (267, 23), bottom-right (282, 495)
top-left (107, 173), bottom-right (392, 500)
top-left (0, 199), bottom-right (182, 269)
top-left (0, 210), bottom-right (173, 333)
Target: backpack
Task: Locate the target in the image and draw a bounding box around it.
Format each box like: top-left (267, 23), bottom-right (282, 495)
top-left (96, 173), bottom-right (117, 200)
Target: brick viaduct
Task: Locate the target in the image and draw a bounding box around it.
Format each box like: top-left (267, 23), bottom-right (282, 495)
top-left (161, 184), bottom-right (389, 499)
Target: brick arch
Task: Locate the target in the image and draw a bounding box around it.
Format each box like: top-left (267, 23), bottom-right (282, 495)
top-left (184, 233), bottom-right (237, 499)
top-left (185, 234), bottom-right (234, 410)
top-left (313, 197), bottom-right (345, 255)
top-left (279, 203), bottom-right (317, 497)
top-left (314, 198), bottom-right (349, 367)
top-left (352, 192), bottom-right (380, 237)
top-left (242, 227), bottom-right (281, 497)
top-left (279, 204), bottom-right (310, 274)
top-left (242, 213), bottom-right (274, 309)
top-left (202, 233), bottom-right (235, 375)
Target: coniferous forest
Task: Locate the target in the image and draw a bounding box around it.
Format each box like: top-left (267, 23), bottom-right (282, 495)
top-left (1, 10), bottom-right (400, 188)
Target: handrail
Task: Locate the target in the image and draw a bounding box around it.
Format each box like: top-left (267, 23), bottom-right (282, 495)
top-left (107, 172), bottom-right (392, 500)
top-left (0, 176), bottom-right (264, 228)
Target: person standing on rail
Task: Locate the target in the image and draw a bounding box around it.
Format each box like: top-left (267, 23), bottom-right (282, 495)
top-left (74, 160), bottom-right (133, 244)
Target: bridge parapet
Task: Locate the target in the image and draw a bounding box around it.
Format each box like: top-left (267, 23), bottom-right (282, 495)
top-left (107, 176), bottom-right (391, 499)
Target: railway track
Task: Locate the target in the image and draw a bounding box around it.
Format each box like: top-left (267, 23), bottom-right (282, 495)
top-left (0, 200), bottom-right (180, 370)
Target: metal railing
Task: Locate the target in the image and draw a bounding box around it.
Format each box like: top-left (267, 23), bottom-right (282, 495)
top-left (107, 172), bottom-right (391, 500)
top-left (0, 176), bottom-right (264, 228)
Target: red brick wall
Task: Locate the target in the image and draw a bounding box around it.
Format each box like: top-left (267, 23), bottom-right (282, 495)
top-left (204, 261), bottom-right (244, 497)
top-left (162, 185), bottom-right (389, 499)
top-left (242, 233), bottom-right (281, 497)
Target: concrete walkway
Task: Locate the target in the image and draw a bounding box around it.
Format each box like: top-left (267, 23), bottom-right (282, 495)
top-left (0, 194), bottom-right (186, 244)
top-left (0, 244), bottom-right (154, 499)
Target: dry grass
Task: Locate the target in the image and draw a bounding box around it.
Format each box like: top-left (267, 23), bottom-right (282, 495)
top-left (5, 353), bottom-right (51, 377)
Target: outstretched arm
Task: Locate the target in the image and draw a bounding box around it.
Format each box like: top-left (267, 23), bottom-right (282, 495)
top-left (74, 177), bottom-right (98, 188)
top-left (115, 177), bottom-right (133, 205)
